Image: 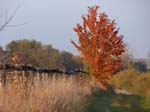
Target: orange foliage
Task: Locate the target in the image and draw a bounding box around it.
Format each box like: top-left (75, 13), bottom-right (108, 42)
top-left (12, 53), bottom-right (18, 64)
top-left (71, 6), bottom-right (125, 86)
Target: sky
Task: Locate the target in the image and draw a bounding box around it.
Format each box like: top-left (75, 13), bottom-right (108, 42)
top-left (0, 0), bottom-right (149, 58)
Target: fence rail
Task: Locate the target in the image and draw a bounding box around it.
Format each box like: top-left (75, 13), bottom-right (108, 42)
top-left (0, 63), bottom-right (88, 89)
top-left (0, 63), bottom-right (87, 74)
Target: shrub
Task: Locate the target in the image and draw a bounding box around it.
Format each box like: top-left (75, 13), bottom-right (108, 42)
top-left (111, 68), bottom-right (140, 89)
top-left (111, 68), bottom-right (150, 94)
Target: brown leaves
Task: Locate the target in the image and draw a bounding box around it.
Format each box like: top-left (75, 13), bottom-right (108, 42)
top-left (71, 5), bottom-right (125, 86)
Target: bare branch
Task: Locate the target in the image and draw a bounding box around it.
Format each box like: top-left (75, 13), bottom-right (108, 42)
top-left (6, 22), bottom-right (28, 27)
top-left (0, 13), bottom-right (4, 19)
top-left (0, 6), bottom-right (21, 31)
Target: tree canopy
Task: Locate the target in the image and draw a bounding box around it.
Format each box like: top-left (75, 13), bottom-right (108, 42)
top-left (71, 6), bottom-right (125, 86)
top-left (0, 39), bottom-right (83, 72)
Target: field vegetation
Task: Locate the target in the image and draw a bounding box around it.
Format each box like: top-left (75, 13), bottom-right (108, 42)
top-left (0, 4), bottom-right (150, 112)
top-left (111, 68), bottom-right (150, 95)
top-left (0, 76), bottom-right (93, 112)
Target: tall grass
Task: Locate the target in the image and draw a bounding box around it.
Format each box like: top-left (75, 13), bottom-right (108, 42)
top-left (0, 75), bottom-right (93, 112)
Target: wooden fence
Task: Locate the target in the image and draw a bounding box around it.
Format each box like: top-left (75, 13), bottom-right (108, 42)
top-left (0, 63), bottom-right (88, 89)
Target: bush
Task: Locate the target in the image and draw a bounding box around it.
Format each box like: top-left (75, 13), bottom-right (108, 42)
top-left (133, 73), bottom-right (150, 94)
top-left (111, 68), bottom-right (140, 89)
top-left (111, 68), bottom-right (150, 94)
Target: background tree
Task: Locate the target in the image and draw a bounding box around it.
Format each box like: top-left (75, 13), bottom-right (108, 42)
top-left (5, 39), bottom-right (83, 71)
top-left (147, 49), bottom-right (150, 70)
top-left (57, 51), bottom-right (83, 72)
top-left (132, 61), bottom-right (147, 72)
top-left (0, 7), bottom-right (20, 65)
top-left (121, 46), bottom-right (133, 69)
top-left (71, 6), bottom-right (125, 86)
top-left (6, 39), bottom-right (60, 67)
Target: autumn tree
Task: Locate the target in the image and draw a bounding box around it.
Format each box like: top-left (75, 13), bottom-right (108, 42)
top-left (71, 6), bottom-right (125, 86)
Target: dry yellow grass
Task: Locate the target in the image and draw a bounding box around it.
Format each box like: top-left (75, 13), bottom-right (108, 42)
top-left (0, 75), bottom-right (93, 112)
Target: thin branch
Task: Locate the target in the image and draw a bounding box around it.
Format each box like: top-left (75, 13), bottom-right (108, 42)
top-left (0, 6), bottom-right (21, 31)
top-left (7, 22), bottom-right (28, 27)
top-left (0, 13), bottom-right (4, 19)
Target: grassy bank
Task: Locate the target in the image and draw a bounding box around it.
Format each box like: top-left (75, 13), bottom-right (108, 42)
top-left (88, 88), bottom-right (150, 112)
top-left (0, 71), bottom-right (150, 112)
top-left (88, 68), bottom-right (150, 112)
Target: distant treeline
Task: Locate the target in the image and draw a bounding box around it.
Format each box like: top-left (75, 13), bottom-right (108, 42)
top-left (0, 39), bottom-right (149, 73)
top-left (0, 39), bottom-right (83, 72)
top-left (121, 50), bottom-right (150, 72)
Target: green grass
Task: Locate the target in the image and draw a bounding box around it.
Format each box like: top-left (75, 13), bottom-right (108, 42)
top-left (88, 88), bottom-right (150, 112)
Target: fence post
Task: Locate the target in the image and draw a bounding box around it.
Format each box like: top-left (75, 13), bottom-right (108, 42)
top-left (30, 70), bottom-right (34, 86)
top-left (21, 70), bottom-right (25, 84)
top-left (0, 64), bottom-right (6, 107)
top-left (71, 75), bottom-right (73, 83)
top-left (24, 67), bottom-right (28, 88)
top-left (1, 64), bottom-right (6, 89)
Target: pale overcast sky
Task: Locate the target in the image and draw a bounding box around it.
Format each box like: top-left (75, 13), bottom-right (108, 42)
top-left (0, 0), bottom-right (149, 58)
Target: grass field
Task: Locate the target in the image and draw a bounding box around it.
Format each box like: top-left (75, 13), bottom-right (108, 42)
top-left (88, 69), bottom-right (150, 112)
top-left (0, 73), bottom-right (150, 112)
top-left (0, 76), bottom-right (92, 112)
top-left (88, 88), bottom-right (150, 112)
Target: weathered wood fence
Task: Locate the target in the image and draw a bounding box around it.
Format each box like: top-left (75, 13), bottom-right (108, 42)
top-left (0, 63), bottom-right (88, 89)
